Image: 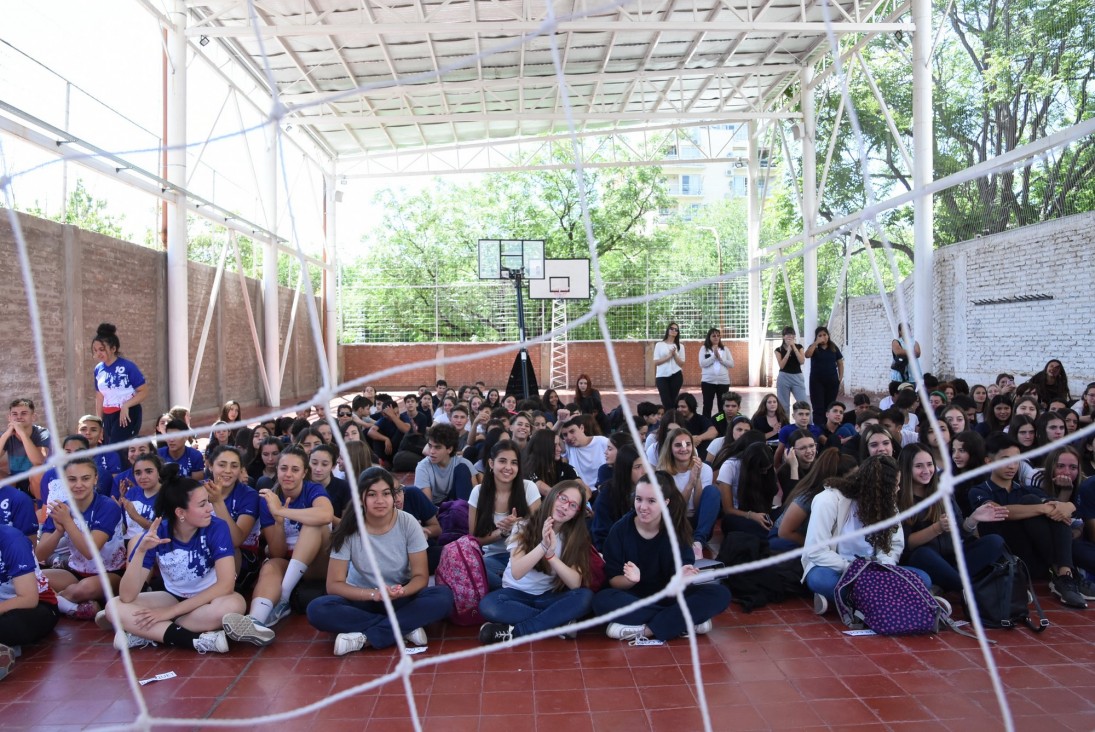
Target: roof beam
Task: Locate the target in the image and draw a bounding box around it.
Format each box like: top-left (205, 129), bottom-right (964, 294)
top-left (297, 110), bottom-right (802, 125)
top-left (188, 20), bottom-right (913, 38)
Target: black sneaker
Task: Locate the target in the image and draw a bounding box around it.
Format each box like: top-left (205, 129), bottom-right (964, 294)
top-left (1050, 574), bottom-right (1088, 609)
top-left (478, 622), bottom-right (514, 645)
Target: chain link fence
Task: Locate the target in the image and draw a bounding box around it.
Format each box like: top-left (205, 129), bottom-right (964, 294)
top-left (339, 276), bottom-right (750, 343)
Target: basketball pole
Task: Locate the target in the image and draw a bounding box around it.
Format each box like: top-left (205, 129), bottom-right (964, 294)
top-left (504, 266), bottom-right (531, 399)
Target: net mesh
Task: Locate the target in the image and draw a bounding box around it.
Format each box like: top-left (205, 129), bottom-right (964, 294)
top-left (2, 1), bottom-right (1094, 730)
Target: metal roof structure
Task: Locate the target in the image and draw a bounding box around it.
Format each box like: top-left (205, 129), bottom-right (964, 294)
top-left (180, 0), bottom-right (911, 168)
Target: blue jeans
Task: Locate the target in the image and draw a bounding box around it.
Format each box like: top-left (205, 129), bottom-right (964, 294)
top-left (479, 587), bottom-right (593, 637)
top-left (306, 586), bottom-right (454, 648)
top-left (805, 564), bottom-right (932, 606)
top-left (690, 485), bottom-right (722, 545)
top-left (484, 552), bottom-right (509, 590)
top-left (906, 534), bottom-right (1007, 592)
top-left (593, 584), bottom-right (731, 641)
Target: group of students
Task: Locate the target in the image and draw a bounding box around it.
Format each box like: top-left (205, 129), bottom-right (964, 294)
top-left (1, 321), bottom-right (1092, 680)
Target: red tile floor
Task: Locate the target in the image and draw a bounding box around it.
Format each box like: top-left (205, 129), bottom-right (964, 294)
top-left (4, 583), bottom-right (1093, 731)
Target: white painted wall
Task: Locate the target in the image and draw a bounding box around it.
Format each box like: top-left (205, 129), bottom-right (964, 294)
top-left (830, 211), bottom-right (1095, 395)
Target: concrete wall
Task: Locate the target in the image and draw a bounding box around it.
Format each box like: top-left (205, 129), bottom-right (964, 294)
top-left (0, 210), bottom-right (324, 433)
top-left (830, 211), bottom-right (1095, 394)
top-left (343, 339), bottom-right (751, 392)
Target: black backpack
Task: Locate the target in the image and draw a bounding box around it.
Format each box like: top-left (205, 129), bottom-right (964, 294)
top-left (971, 550), bottom-right (1049, 633)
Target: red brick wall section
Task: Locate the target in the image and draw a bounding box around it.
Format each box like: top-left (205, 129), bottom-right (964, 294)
top-left (342, 338), bottom-right (752, 391)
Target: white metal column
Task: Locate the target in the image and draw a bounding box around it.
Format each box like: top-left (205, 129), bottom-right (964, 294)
top-left (263, 123), bottom-right (281, 407)
top-left (166, 0), bottom-right (190, 406)
top-left (912, 0), bottom-right (934, 371)
top-left (747, 121), bottom-right (762, 387)
top-left (324, 170), bottom-right (339, 386)
top-left (801, 67), bottom-right (818, 363)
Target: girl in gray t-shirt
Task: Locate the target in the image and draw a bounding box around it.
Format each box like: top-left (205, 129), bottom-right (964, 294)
top-left (305, 470), bottom-right (453, 655)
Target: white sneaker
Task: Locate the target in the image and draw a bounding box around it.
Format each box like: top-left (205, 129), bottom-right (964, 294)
top-left (694, 620), bottom-right (713, 635)
top-left (334, 632), bottom-right (367, 656)
top-left (222, 613), bottom-right (276, 647)
top-left (813, 593), bottom-right (829, 615)
top-left (95, 609), bottom-right (114, 632)
top-left (193, 631), bottom-right (229, 654)
top-left (0, 644), bottom-right (16, 682)
top-left (403, 627), bottom-right (427, 647)
top-left (606, 623), bottom-right (646, 641)
top-left (114, 632), bottom-right (157, 652)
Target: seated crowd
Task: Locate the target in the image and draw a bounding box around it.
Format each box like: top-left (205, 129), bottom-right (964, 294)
top-left (1, 362), bottom-right (1093, 678)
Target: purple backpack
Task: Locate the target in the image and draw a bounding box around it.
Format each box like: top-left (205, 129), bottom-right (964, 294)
top-left (437, 499), bottom-right (470, 546)
top-left (434, 535), bottom-right (489, 625)
top-left (834, 558), bottom-right (942, 635)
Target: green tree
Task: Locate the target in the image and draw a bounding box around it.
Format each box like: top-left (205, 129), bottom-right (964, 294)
top-left (24, 179), bottom-right (126, 239)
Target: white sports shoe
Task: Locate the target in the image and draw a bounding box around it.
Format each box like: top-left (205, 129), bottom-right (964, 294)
top-left (193, 631), bottom-right (229, 654)
top-left (334, 632), bottom-right (367, 656)
top-left (403, 628), bottom-right (427, 647)
top-left (223, 613), bottom-right (276, 647)
top-left (114, 633), bottom-right (157, 652)
top-left (606, 623), bottom-right (646, 641)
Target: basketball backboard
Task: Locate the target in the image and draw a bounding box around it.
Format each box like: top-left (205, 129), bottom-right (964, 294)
top-left (478, 239), bottom-right (545, 279)
top-left (528, 258), bottom-right (591, 300)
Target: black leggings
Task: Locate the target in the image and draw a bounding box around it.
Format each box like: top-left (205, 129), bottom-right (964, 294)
top-left (0, 602), bottom-right (60, 646)
top-left (701, 382), bottom-right (730, 420)
top-left (656, 372), bottom-right (684, 411)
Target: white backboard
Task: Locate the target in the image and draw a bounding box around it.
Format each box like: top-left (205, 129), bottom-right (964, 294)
top-left (529, 259), bottom-right (591, 300)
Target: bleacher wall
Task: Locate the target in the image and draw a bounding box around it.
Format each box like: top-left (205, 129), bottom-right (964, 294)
top-left (0, 210), bottom-right (324, 433)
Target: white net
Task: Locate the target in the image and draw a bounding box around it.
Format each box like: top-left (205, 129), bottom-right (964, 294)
top-left (2, 0), bottom-right (1095, 730)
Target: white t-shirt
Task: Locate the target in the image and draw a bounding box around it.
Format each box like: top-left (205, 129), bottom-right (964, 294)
top-left (565, 436), bottom-right (610, 487)
top-left (671, 463), bottom-right (714, 514)
top-left (716, 458), bottom-right (742, 507)
top-left (469, 480), bottom-right (541, 557)
top-left (653, 341), bottom-right (684, 378)
top-left (501, 525), bottom-right (561, 595)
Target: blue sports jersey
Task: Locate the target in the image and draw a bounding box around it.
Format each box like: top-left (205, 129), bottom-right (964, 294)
top-left (220, 481), bottom-right (261, 550)
top-left (123, 485), bottom-right (159, 540)
top-left (42, 492), bottom-right (126, 573)
top-left (0, 486), bottom-right (38, 537)
top-left (139, 515), bottom-right (235, 597)
top-left (258, 482), bottom-right (330, 550)
top-left (0, 524), bottom-right (53, 603)
top-left (112, 467), bottom-right (137, 500)
top-left (95, 450), bottom-right (122, 496)
top-left (158, 446), bottom-right (206, 478)
top-left (94, 357), bottom-right (146, 410)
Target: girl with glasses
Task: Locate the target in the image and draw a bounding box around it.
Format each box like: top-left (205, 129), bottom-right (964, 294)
top-left (477, 480), bottom-right (594, 644)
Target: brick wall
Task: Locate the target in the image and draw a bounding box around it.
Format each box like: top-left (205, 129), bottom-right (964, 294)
top-left (831, 211), bottom-right (1095, 394)
top-left (0, 211), bottom-right (324, 433)
top-left (342, 338), bottom-right (750, 391)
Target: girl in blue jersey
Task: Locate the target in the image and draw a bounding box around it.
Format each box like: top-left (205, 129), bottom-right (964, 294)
top-left (203, 445), bottom-right (261, 591)
top-left (123, 453), bottom-right (163, 553)
top-left (105, 465), bottom-right (252, 654)
top-left (0, 524), bottom-right (59, 680)
top-left (36, 458), bottom-right (126, 620)
top-left (225, 446), bottom-right (333, 643)
top-left (91, 323), bottom-right (147, 455)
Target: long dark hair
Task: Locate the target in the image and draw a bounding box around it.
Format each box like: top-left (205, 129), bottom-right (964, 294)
top-left (1007, 414), bottom-right (1038, 452)
top-left (897, 443), bottom-right (943, 527)
top-left (711, 428), bottom-right (765, 473)
top-left (1032, 446), bottom-right (1081, 499)
top-left (606, 443), bottom-right (642, 526)
top-left (984, 394), bottom-right (1013, 433)
top-left (951, 430), bottom-right (985, 476)
top-left (522, 429), bottom-right (559, 486)
top-left (330, 469), bottom-right (397, 552)
top-left (154, 463), bottom-right (202, 536)
top-left (662, 321), bottom-right (680, 347)
top-left (472, 440), bottom-right (532, 538)
top-left (736, 442), bottom-right (778, 513)
top-left (517, 480), bottom-right (592, 590)
top-left (636, 471), bottom-right (693, 547)
top-left (830, 455), bottom-right (900, 556)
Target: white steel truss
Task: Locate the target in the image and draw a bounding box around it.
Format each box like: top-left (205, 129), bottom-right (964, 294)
top-left (548, 299), bottom-right (570, 390)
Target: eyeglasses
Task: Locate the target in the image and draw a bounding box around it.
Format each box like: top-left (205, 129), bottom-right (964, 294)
top-left (669, 327), bottom-right (679, 332)
top-left (556, 495), bottom-right (582, 511)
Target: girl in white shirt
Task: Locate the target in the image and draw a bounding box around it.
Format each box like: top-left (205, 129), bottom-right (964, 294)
top-left (653, 322), bottom-right (685, 410)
